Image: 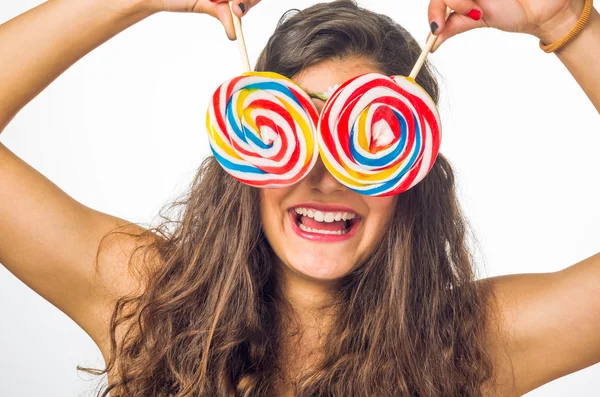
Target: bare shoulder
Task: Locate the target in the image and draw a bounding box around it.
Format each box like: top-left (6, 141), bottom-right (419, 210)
top-left (480, 252), bottom-right (600, 396)
top-left (85, 219), bottom-right (165, 361)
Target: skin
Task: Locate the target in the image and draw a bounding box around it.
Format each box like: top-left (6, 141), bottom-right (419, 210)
top-left (0, 0), bottom-right (599, 396)
top-left (259, 58), bottom-right (397, 315)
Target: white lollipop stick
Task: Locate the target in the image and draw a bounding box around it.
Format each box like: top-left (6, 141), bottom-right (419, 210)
top-left (229, 1), bottom-right (251, 72)
top-left (409, 6), bottom-right (452, 79)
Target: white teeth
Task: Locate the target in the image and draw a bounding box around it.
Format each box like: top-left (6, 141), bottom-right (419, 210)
top-left (298, 223), bottom-right (347, 235)
top-left (314, 211), bottom-right (324, 222)
top-left (291, 207), bottom-right (357, 223)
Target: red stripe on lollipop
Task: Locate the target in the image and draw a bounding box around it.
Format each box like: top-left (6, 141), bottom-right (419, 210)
top-left (369, 106), bottom-right (400, 152)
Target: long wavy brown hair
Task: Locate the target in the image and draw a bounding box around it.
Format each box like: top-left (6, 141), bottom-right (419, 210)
top-left (79, 1), bottom-right (503, 396)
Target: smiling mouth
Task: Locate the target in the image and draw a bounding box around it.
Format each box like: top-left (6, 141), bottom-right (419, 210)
top-left (289, 209), bottom-right (360, 236)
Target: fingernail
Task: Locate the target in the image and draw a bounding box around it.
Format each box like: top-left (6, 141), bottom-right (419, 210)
top-left (467, 9), bottom-right (481, 21)
top-left (430, 21), bottom-right (438, 35)
top-left (238, 2), bottom-right (246, 14)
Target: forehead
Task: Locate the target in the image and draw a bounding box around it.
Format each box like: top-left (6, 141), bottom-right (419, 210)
top-left (292, 57), bottom-right (383, 111)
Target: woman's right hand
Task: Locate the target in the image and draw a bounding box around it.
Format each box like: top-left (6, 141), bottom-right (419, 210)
top-left (144, 0), bottom-right (263, 40)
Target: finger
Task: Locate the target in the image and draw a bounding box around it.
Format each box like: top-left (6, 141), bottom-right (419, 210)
top-left (229, 0), bottom-right (261, 18)
top-left (213, 2), bottom-right (236, 40)
top-left (430, 11), bottom-right (487, 52)
top-left (428, 0), bottom-right (483, 36)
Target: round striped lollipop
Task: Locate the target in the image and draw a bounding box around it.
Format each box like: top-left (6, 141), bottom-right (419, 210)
top-left (206, 71), bottom-right (320, 188)
top-left (317, 73), bottom-right (442, 197)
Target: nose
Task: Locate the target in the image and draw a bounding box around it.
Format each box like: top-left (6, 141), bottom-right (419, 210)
top-left (306, 156), bottom-right (348, 195)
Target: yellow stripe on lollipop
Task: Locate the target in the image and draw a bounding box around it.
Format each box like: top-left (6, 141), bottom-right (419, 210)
top-left (235, 88), bottom-right (250, 123)
top-left (345, 159), bottom-right (403, 182)
top-left (356, 110), bottom-right (370, 152)
top-left (243, 109), bottom-right (258, 137)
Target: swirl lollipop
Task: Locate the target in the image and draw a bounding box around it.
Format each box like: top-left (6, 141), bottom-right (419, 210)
top-left (318, 73), bottom-right (441, 196)
top-left (206, 72), bottom-right (319, 187)
top-left (205, 4), bottom-right (319, 188)
top-left (317, 7), bottom-right (451, 197)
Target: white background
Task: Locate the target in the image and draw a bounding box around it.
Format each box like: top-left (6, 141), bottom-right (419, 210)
top-left (1, 0), bottom-right (599, 396)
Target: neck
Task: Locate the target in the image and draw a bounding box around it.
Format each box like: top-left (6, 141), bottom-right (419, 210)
top-left (274, 258), bottom-right (340, 335)
top-left (271, 259), bottom-right (343, 393)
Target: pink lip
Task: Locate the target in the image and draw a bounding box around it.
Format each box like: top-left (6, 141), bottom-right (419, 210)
top-left (287, 208), bottom-right (361, 243)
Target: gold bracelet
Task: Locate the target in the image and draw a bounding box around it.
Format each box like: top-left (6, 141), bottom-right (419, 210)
top-left (540, 0), bottom-right (594, 53)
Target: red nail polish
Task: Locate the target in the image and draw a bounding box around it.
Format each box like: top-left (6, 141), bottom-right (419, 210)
top-left (467, 9), bottom-right (481, 21)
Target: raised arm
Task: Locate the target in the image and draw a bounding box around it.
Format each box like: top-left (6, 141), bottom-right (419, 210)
top-left (552, 7), bottom-right (600, 112)
top-left (0, 0), bottom-right (159, 351)
top-left (426, 0), bottom-right (600, 395)
top-left (0, 0), bottom-right (260, 354)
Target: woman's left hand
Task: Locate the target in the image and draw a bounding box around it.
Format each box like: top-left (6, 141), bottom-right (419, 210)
top-left (427, 0), bottom-right (587, 51)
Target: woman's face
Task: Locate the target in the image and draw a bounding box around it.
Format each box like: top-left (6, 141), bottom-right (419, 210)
top-left (259, 57), bottom-right (397, 282)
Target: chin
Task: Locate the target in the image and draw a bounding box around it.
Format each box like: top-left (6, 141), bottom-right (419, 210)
top-left (285, 253), bottom-right (355, 281)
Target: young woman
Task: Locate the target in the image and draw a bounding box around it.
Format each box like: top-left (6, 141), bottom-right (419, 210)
top-left (0, 0), bottom-right (598, 396)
